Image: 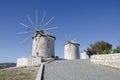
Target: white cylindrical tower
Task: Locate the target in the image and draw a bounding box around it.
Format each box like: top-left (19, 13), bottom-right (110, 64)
top-left (32, 30), bottom-right (56, 58)
top-left (81, 50), bottom-right (89, 59)
top-left (64, 40), bottom-right (80, 59)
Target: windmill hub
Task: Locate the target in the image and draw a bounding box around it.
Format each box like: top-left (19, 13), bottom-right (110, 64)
top-left (35, 29), bottom-right (45, 34)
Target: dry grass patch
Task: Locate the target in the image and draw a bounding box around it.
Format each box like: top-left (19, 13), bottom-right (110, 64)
top-left (0, 66), bottom-right (40, 80)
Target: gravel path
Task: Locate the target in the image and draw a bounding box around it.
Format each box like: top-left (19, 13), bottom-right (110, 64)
top-left (43, 60), bottom-right (120, 80)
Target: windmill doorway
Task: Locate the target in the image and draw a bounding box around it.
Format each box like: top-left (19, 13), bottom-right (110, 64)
top-left (36, 52), bottom-right (39, 56)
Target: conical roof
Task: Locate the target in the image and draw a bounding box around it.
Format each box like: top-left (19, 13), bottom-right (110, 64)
top-left (32, 30), bottom-right (56, 39)
top-left (65, 40), bottom-right (80, 45)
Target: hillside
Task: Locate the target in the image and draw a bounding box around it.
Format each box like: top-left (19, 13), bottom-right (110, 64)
top-left (0, 66), bottom-right (39, 80)
top-left (0, 63), bottom-right (16, 69)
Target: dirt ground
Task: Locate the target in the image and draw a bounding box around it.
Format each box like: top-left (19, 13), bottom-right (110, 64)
top-left (0, 66), bottom-right (39, 80)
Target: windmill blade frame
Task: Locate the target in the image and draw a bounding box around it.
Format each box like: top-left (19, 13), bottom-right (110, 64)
top-left (17, 31), bottom-right (34, 35)
top-left (45, 26), bottom-right (58, 30)
top-left (39, 11), bottom-right (46, 28)
top-left (20, 34), bottom-right (32, 44)
top-left (36, 10), bottom-right (38, 28)
top-left (41, 16), bottom-right (55, 28)
top-left (20, 23), bottom-right (34, 31)
top-left (27, 15), bottom-right (36, 29)
top-left (19, 10), bottom-right (57, 49)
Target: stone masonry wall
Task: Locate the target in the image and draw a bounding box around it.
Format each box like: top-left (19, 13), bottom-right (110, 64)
top-left (17, 57), bottom-right (41, 67)
top-left (91, 53), bottom-right (120, 68)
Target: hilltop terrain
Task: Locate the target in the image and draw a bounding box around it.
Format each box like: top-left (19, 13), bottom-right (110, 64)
top-left (0, 66), bottom-right (39, 80)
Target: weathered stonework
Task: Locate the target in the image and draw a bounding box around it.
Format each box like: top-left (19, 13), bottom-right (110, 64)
top-left (17, 30), bottom-right (56, 67)
top-left (32, 30), bottom-right (56, 58)
top-left (81, 51), bottom-right (89, 59)
top-left (91, 53), bottom-right (120, 68)
top-left (17, 57), bottom-right (42, 67)
top-left (64, 41), bottom-right (80, 59)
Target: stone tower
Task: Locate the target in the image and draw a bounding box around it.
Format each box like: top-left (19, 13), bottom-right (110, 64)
top-left (32, 30), bottom-right (56, 58)
top-left (81, 50), bottom-right (89, 59)
top-left (64, 40), bottom-right (80, 59)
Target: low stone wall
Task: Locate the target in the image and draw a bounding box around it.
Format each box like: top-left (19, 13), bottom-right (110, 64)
top-left (91, 53), bottom-right (120, 68)
top-left (17, 57), bottom-right (41, 67)
top-left (35, 63), bottom-right (44, 80)
top-left (35, 59), bottom-right (55, 80)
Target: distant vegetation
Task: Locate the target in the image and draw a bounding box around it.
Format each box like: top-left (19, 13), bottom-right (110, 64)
top-left (0, 63), bottom-right (16, 69)
top-left (0, 66), bottom-right (39, 80)
top-left (113, 46), bottom-right (120, 53)
top-left (87, 41), bottom-right (112, 55)
top-left (86, 40), bottom-right (120, 57)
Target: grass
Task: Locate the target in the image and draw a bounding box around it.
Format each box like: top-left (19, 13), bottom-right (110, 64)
top-left (0, 66), bottom-right (40, 80)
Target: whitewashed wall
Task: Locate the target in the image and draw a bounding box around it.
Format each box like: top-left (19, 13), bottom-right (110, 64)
top-left (17, 57), bottom-right (41, 67)
top-left (81, 51), bottom-right (89, 59)
top-left (91, 53), bottom-right (120, 68)
top-left (64, 43), bottom-right (80, 59)
top-left (32, 34), bottom-right (55, 58)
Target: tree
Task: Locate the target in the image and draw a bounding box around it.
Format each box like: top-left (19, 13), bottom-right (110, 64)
top-left (113, 40), bottom-right (120, 53)
top-left (87, 41), bottom-right (112, 55)
top-left (113, 46), bottom-right (120, 53)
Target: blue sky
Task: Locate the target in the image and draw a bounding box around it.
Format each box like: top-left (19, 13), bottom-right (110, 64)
top-left (0, 0), bottom-right (120, 62)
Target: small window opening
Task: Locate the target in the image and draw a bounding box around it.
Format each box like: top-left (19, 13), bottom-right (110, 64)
top-left (36, 52), bottom-right (39, 56)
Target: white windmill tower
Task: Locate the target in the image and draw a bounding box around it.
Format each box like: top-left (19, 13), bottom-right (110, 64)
top-left (18, 11), bottom-right (57, 58)
top-left (64, 40), bottom-right (80, 60)
top-left (32, 29), bottom-right (56, 58)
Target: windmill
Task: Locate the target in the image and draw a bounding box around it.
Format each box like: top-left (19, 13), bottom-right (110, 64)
top-left (64, 35), bottom-right (80, 59)
top-left (18, 11), bottom-right (58, 58)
